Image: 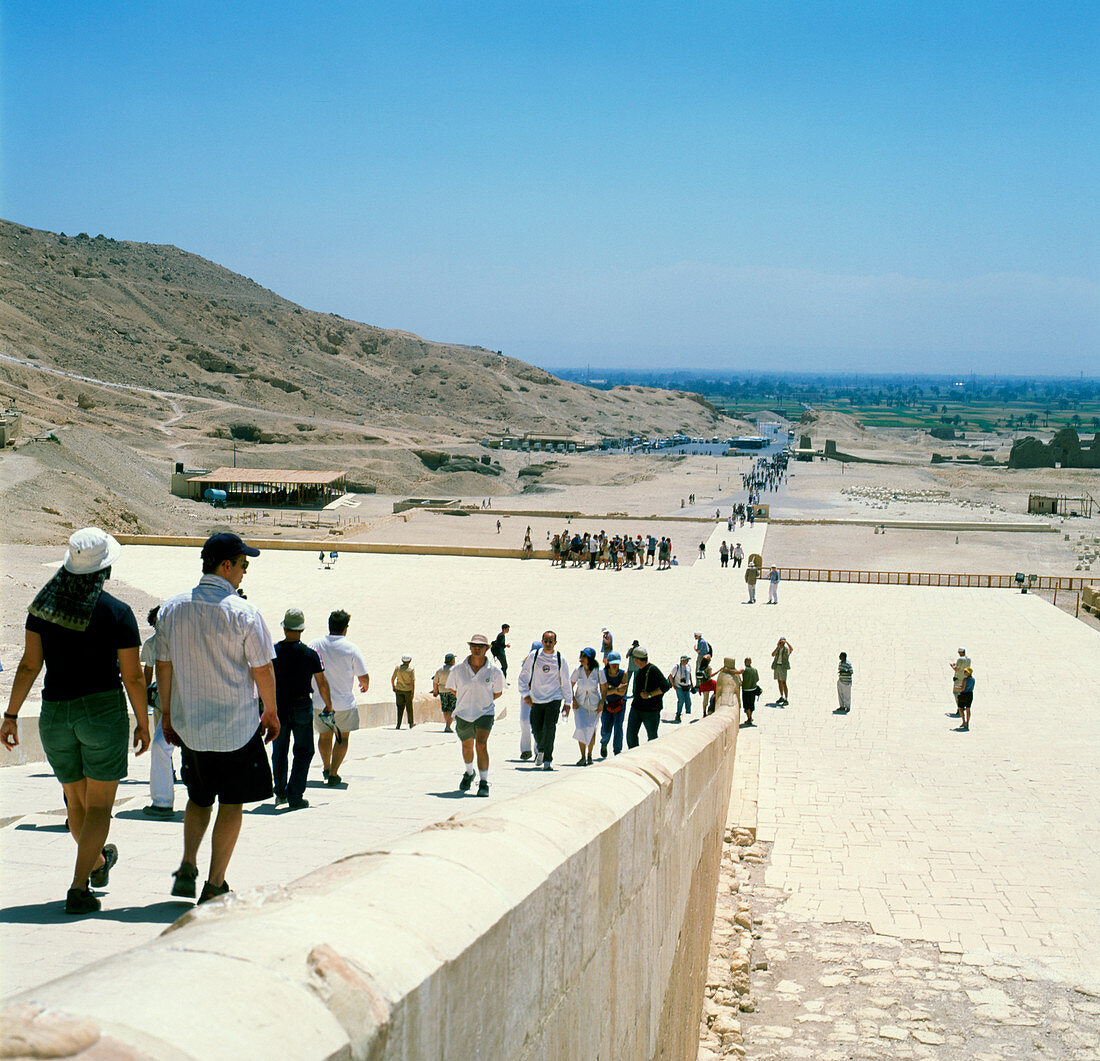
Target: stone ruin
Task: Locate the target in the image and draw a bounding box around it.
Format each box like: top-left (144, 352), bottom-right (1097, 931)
top-left (1008, 429), bottom-right (1100, 469)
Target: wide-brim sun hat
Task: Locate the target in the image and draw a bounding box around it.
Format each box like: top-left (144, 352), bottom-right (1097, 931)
top-left (282, 608), bottom-right (306, 631)
top-left (468, 634), bottom-right (490, 647)
top-left (63, 527), bottom-right (121, 575)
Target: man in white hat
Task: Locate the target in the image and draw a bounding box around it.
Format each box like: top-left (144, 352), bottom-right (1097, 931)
top-left (446, 634), bottom-right (504, 796)
top-left (156, 532), bottom-right (279, 905)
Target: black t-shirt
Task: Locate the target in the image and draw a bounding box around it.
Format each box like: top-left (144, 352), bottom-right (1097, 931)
top-left (631, 663), bottom-right (671, 711)
top-left (491, 632), bottom-right (507, 655)
top-left (26, 591), bottom-right (140, 701)
top-left (274, 640), bottom-right (324, 704)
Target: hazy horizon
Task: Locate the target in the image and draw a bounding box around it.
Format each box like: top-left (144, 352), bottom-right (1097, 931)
top-left (3, 3), bottom-right (1096, 377)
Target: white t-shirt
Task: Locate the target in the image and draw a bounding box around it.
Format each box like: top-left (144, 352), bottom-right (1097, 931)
top-left (570, 665), bottom-right (604, 709)
top-left (309, 633), bottom-right (368, 712)
top-left (446, 657), bottom-right (504, 721)
top-left (518, 649), bottom-right (572, 702)
top-left (140, 633), bottom-right (157, 668)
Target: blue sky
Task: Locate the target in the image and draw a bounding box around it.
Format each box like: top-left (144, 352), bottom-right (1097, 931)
top-left (2, 1), bottom-right (1097, 375)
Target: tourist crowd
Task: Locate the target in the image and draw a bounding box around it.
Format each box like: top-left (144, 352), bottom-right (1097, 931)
top-left (10, 525), bottom-right (982, 922)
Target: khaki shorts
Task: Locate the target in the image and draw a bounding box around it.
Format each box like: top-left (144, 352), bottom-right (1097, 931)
top-left (455, 715), bottom-right (494, 741)
top-left (314, 707), bottom-right (360, 735)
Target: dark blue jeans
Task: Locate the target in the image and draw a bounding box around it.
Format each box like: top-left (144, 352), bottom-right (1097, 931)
top-left (272, 699), bottom-right (315, 801)
top-left (600, 708), bottom-right (625, 755)
top-left (626, 706), bottom-right (660, 748)
top-left (530, 699), bottom-right (562, 763)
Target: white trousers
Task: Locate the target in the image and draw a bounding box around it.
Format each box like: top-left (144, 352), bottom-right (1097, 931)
top-left (768, 581), bottom-right (778, 603)
top-left (837, 681), bottom-right (852, 711)
top-left (519, 699), bottom-right (533, 753)
top-left (149, 719), bottom-right (175, 808)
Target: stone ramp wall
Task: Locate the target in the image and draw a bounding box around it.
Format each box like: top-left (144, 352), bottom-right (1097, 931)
top-left (3, 713), bottom-right (737, 1060)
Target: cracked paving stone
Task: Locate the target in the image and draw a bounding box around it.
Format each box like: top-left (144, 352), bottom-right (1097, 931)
top-left (710, 838), bottom-right (1100, 1060)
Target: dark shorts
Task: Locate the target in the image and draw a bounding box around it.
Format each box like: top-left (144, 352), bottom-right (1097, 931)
top-left (439, 690), bottom-right (457, 713)
top-left (180, 727), bottom-right (274, 807)
top-left (455, 715), bottom-right (494, 741)
top-left (40, 688), bottom-right (129, 784)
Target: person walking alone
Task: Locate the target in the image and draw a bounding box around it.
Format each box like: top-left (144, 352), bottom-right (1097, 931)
top-left (392, 655), bottom-right (415, 728)
top-left (836, 652), bottom-right (853, 713)
top-left (448, 635), bottom-right (504, 795)
top-left (771, 638), bottom-right (793, 705)
top-left (491, 624), bottom-right (510, 679)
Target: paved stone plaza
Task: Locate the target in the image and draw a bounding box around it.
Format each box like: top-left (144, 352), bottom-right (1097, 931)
top-left (2, 525), bottom-right (1098, 1034)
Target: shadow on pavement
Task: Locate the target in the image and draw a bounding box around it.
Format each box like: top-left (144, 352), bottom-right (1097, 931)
top-left (12, 822), bottom-right (69, 833)
top-left (425, 790), bottom-right (468, 800)
top-left (0, 899), bottom-right (190, 926)
top-left (114, 809), bottom-right (182, 822)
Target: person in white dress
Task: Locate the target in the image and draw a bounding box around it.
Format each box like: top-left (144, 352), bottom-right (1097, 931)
top-left (570, 648), bottom-right (606, 766)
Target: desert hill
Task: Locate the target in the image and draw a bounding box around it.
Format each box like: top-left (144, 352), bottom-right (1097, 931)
top-left (0, 219), bottom-right (736, 442)
top-left (0, 219), bottom-right (748, 543)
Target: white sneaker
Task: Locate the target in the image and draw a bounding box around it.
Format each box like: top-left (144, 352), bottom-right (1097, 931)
top-left (534, 751), bottom-right (544, 767)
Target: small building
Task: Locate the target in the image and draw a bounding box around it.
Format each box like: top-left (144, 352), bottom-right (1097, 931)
top-left (481, 432), bottom-right (593, 453)
top-left (0, 406), bottom-right (21, 446)
top-left (175, 467), bottom-right (348, 508)
top-left (1028, 493), bottom-right (1094, 518)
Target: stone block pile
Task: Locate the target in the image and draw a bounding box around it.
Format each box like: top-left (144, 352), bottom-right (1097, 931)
top-left (840, 486), bottom-right (1007, 514)
top-left (698, 826), bottom-right (759, 1059)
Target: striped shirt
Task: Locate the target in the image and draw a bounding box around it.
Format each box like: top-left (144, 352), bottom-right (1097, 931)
top-left (156, 574), bottom-right (275, 752)
top-left (838, 659), bottom-right (853, 685)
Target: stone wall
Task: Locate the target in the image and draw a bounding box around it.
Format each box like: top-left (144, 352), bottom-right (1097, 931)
top-left (2, 713), bottom-right (737, 1061)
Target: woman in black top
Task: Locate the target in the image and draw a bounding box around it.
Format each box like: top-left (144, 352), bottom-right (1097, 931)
top-left (1, 529), bottom-right (150, 914)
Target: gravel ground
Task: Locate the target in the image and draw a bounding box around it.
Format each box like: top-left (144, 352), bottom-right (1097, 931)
top-left (699, 836), bottom-right (1100, 1060)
